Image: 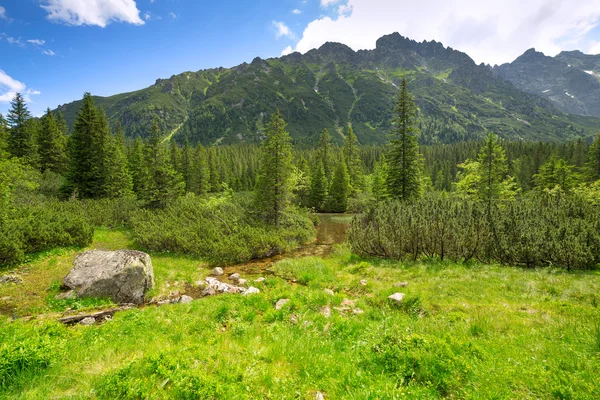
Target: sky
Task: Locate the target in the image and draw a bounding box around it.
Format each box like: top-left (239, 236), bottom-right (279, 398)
top-left (2, 0), bottom-right (600, 116)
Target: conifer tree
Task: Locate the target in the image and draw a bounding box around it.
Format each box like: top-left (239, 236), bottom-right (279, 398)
top-left (55, 110), bottom-right (68, 135)
top-left (64, 93), bottom-right (109, 198)
top-left (325, 158), bottom-right (350, 212)
top-left (343, 125), bottom-right (365, 194)
top-left (0, 114), bottom-right (8, 159)
top-left (254, 109), bottom-right (293, 226)
top-left (589, 133), bottom-right (600, 181)
top-left (308, 160), bottom-right (327, 210)
top-left (386, 78), bottom-right (422, 201)
top-left (104, 123), bottom-right (133, 198)
top-left (371, 156), bottom-right (389, 204)
top-left (7, 93), bottom-right (38, 167)
top-left (192, 143), bottom-right (210, 195)
top-left (208, 149), bottom-right (220, 192)
top-left (128, 136), bottom-right (145, 196)
top-left (181, 138), bottom-right (192, 192)
top-left (140, 120), bottom-right (183, 208)
top-left (477, 133), bottom-right (515, 204)
top-left (38, 108), bottom-right (67, 174)
top-left (533, 156), bottom-right (577, 193)
top-left (317, 128), bottom-right (334, 179)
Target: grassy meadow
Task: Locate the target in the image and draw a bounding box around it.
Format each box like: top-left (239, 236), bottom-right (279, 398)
top-left (1, 228), bottom-right (600, 399)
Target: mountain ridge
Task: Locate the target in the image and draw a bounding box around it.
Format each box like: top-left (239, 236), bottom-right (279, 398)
top-left (56, 32), bottom-right (600, 145)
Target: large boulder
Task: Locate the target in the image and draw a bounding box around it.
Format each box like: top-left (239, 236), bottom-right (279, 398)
top-left (63, 250), bottom-right (154, 305)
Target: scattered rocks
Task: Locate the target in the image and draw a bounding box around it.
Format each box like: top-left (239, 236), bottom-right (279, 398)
top-left (360, 280), bottom-right (368, 286)
top-left (178, 295), bottom-right (193, 304)
top-left (394, 282), bottom-right (409, 288)
top-left (324, 288), bottom-right (335, 296)
top-left (388, 293), bottom-right (405, 303)
top-left (0, 275), bottom-right (23, 285)
top-left (321, 305), bottom-right (331, 318)
top-left (63, 250), bottom-right (154, 305)
top-left (254, 277), bottom-right (266, 283)
top-left (242, 287), bottom-right (260, 296)
top-left (211, 267), bottom-right (224, 276)
top-left (79, 317), bottom-right (96, 326)
top-left (203, 277), bottom-right (245, 295)
top-left (275, 298), bottom-right (289, 310)
top-left (55, 290), bottom-right (77, 300)
top-left (229, 273), bottom-right (241, 282)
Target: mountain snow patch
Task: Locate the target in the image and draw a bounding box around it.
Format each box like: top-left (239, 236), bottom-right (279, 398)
top-left (542, 89), bottom-right (550, 93)
top-left (565, 92), bottom-right (575, 99)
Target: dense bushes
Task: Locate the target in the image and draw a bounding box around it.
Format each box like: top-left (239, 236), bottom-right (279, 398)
top-left (131, 194), bottom-right (314, 265)
top-left (349, 193), bottom-right (600, 270)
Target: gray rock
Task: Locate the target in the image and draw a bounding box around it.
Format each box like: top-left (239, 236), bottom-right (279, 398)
top-left (324, 289), bottom-right (335, 296)
top-left (55, 290), bottom-right (77, 300)
top-left (242, 287), bottom-right (260, 296)
top-left (360, 280), bottom-right (368, 286)
top-left (211, 267), bottom-right (224, 276)
top-left (237, 278), bottom-right (247, 286)
top-left (0, 275), bottom-right (23, 285)
top-left (79, 317), bottom-right (96, 326)
top-left (394, 282), bottom-right (409, 288)
top-left (388, 293), bottom-right (405, 303)
top-left (63, 250), bottom-right (154, 305)
top-left (316, 391), bottom-right (325, 400)
top-left (229, 273), bottom-right (241, 281)
top-left (254, 277), bottom-right (266, 283)
top-left (275, 298), bottom-right (289, 310)
top-left (179, 295), bottom-right (193, 304)
top-left (321, 305), bottom-right (331, 318)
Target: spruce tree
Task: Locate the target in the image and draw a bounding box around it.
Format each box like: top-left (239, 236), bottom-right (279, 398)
top-left (477, 133), bottom-right (513, 204)
top-left (104, 123), bottom-right (134, 198)
top-left (343, 125), bottom-right (365, 194)
top-left (254, 109), bottom-right (294, 226)
top-left (192, 143), bottom-right (210, 195)
top-left (0, 114), bottom-right (8, 159)
top-left (325, 159), bottom-right (350, 212)
top-left (38, 108), bottom-right (67, 174)
top-left (181, 138), bottom-right (192, 192)
top-left (533, 156), bottom-right (577, 193)
top-left (64, 93), bottom-right (109, 198)
top-left (317, 128), bottom-right (334, 179)
top-left (140, 120), bottom-right (183, 208)
top-left (589, 133), bottom-right (600, 181)
top-left (55, 110), bottom-right (69, 135)
top-left (386, 78), bottom-right (422, 201)
top-left (7, 93), bottom-right (38, 167)
top-left (128, 136), bottom-right (145, 196)
top-left (371, 156), bottom-right (389, 204)
top-left (308, 160), bottom-right (327, 210)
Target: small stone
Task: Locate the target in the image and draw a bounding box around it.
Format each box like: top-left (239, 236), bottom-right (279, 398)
top-left (211, 267), bottom-right (224, 276)
top-left (179, 295), bottom-right (193, 304)
top-left (275, 299), bottom-right (289, 310)
top-left (388, 293), bottom-right (405, 303)
top-left (157, 300), bottom-right (171, 305)
top-left (360, 280), bottom-right (367, 286)
top-left (242, 287), bottom-right (260, 296)
top-left (0, 275), bottom-right (23, 285)
top-left (254, 277), bottom-right (266, 283)
top-left (352, 308), bottom-right (364, 315)
top-left (103, 315), bottom-right (113, 321)
top-left (79, 317), bottom-right (96, 326)
top-left (394, 282), bottom-right (409, 288)
top-left (290, 314), bottom-right (299, 324)
top-left (321, 305), bottom-right (331, 318)
top-left (237, 278), bottom-right (247, 286)
top-left (55, 290), bottom-right (77, 300)
top-left (316, 391), bottom-right (325, 400)
top-left (324, 289), bottom-right (335, 296)
top-left (229, 273), bottom-right (241, 281)
top-left (341, 298), bottom-right (357, 307)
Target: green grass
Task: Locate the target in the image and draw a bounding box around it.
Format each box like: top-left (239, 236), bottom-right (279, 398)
top-left (1, 237), bottom-right (600, 398)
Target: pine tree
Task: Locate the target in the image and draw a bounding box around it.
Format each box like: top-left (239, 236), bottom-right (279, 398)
top-left (128, 136), bottom-right (145, 196)
top-left (533, 156), bottom-right (577, 193)
top-left (588, 133), bottom-right (600, 181)
top-left (325, 158), bottom-right (350, 212)
top-left (104, 122), bottom-right (133, 198)
top-left (0, 114), bottom-right (8, 159)
top-left (140, 120), bottom-right (183, 208)
top-left (254, 109), bottom-right (294, 226)
top-left (181, 138), bottom-right (192, 192)
top-left (343, 125), bottom-right (365, 194)
top-left (55, 110), bottom-right (69, 135)
top-left (38, 108), bottom-right (67, 174)
top-left (317, 128), bottom-right (334, 179)
top-left (192, 143), bottom-right (209, 195)
top-left (308, 160), bottom-right (327, 210)
top-left (371, 156), bottom-right (389, 204)
top-left (386, 78), bottom-right (422, 201)
top-left (64, 93), bottom-right (109, 199)
top-left (208, 149), bottom-right (220, 192)
top-left (7, 93), bottom-right (38, 167)
top-left (477, 133), bottom-right (514, 204)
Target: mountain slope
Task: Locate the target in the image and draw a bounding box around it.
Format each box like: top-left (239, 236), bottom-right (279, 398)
top-left (494, 49), bottom-right (600, 118)
top-left (56, 33), bottom-right (600, 145)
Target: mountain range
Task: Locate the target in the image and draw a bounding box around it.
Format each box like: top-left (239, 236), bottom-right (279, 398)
top-left (56, 32), bottom-right (600, 145)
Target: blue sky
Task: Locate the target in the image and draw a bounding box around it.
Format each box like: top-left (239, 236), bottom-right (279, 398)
top-left (1, 0), bottom-right (600, 116)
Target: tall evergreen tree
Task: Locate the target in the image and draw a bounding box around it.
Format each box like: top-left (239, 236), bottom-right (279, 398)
top-left (104, 122), bottom-right (133, 198)
top-left (55, 110), bottom-right (69, 136)
top-left (317, 128), bottom-right (334, 179)
top-left (64, 93), bottom-right (109, 198)
top-left (477, 133), bottom-right (514, 204)
top-left (128, 136), bottom-right (145, 196)
top-left (308, 160), bottom-right (327, 210)
top-left (371, 156), bottom-right (389, 204)
top-left (386, 78), bottom-right (422, 201)
top-left (181, 138), bottom-right (192, 192)
top-left (140, 120), bottom-right (183, 208)
top-left (38, 108), bottom-right (67, 174)
top-left (191, 143), bottom-right (210, 195)
top-left (533, 156), bottom-right (577, 193)
top-left (588, 133), bottom-right (600, 181)
top-left (343, 125), bottom-right (365, 194)
top-left (254, 109), bottom-right (294, 226)
top-left (0, 114), bottom-right (8, 159)
top-left (7, 93), bottom-right (38, 167)
top-left (325, 158), bottom-right (350, 212)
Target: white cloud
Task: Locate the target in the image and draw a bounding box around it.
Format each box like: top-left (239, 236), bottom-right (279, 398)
top-left (144, 11), bottom-right (151, 20)
top-left (281, 45), bottom-right (293, 56)
top-left (169, 12), bottom-right (177, 19)
top-left (41, 0), bottom-right (144, 27)
top-left (0, 6), bottom-right (7, 19)
top-left (42, 49), bottom-right (56, 56)
top-left (293, 9), bottom-right (302, 15)
top-left (273, 21), bottom-right (294, 39)
top-left (5, 36), bottom-right (24, 47)
top-left (589, 41), bottom-right (600, 55)
top-left (292, 0), bottom-right (600, 65)
top-left (27, 39), bottom-right (46, 46)
top-left (0, 70), bottom-right (27, 103)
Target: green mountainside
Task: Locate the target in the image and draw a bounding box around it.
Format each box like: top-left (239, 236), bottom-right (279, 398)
top-left (56, 33), bottom-right (600, 145)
